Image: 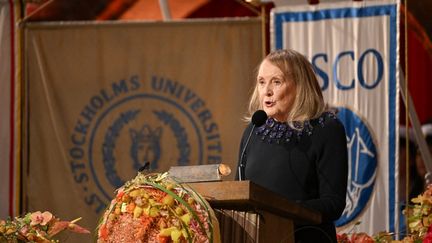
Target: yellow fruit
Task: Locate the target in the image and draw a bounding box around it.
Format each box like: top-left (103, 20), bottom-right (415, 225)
top-left (133, 206), bottom-right (143, 218)
top-left (187, 198), bottom-right (194, 204)
top-left (108, 214), bottom-right (117, 221)
top-left (129, 190), bottom-right (140, 198)
top-left (175, 206), bottom-right (183, 215)
top-left (159, 226), bottom-right (177, 236)
top-left (149, 207), bottom-right (159, 217)
top-left (182, 229), bottom-right (188, 238)
top-left (181, 213), bottom-right (191, 225)
top-left (171, 229), bottom-right (182, 241)
top-left (122, 194), bottom-right (130, 202)
top-left (166, 183), bottom-right (174, 190)
top-left (162, 195), bottom-right (175, 207)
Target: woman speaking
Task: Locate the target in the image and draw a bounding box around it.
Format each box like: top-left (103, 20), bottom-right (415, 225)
top-left (237, 49), bottom-right (348, 242)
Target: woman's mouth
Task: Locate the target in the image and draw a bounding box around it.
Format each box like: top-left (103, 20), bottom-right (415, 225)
top-left (265, 101), bottom-right (274, 107)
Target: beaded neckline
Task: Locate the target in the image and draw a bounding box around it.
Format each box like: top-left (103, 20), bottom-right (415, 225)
top-left (255, 111), bottom-right (337, 144)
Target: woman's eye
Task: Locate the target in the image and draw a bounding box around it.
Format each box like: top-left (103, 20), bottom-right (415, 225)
top-left (258, 80), bottom-right (265, 85)
top-left (274, 79), bottom-right (282, 85)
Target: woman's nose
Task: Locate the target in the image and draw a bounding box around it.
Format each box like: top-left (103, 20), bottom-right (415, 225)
top-left (265, 84), bottom-right (273, 96)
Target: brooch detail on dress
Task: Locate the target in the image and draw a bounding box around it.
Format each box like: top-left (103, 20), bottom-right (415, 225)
top-left (255, 112), bottom-right (336, 144)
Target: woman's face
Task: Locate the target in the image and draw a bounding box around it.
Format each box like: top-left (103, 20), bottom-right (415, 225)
top-left (257, 59), bottom-right (296, 121)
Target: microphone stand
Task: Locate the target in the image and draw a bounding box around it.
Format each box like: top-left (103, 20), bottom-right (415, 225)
top-left (238, 124), bottom-right (256, 181)
top-left (238, 110), bottom-right (267, 181)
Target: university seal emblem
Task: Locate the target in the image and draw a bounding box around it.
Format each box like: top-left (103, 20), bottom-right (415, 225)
top-left (68, 75), bottom-right (223, 213)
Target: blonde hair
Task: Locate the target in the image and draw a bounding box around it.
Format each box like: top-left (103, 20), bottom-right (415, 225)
top-left (246, 49), bottom-right (325, 123)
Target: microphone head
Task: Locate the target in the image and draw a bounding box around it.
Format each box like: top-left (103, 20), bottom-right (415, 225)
top-left (252, 110), bottom-right (267, 127)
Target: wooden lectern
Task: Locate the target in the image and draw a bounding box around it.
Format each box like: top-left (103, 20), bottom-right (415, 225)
top-left (189, 180), bottom-right (321, 243)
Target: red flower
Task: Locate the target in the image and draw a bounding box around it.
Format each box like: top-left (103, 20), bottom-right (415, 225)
top-left (424, 225), bottom-right (432, 243)
top-left (337, 233), bottom-right (350, 243)
top-left (351, 232), bottom-right (374, 243)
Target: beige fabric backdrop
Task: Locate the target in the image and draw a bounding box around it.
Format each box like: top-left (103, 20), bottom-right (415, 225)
top-left (0, 0), bottom-right (23, 219)
top-left (24, 19), bottom-right (261, 242)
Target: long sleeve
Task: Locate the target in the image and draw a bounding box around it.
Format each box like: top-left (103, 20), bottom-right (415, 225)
top-left (300, 118), bottom-right (348, 221)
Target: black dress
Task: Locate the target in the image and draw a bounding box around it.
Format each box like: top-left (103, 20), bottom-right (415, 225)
top-left (236, 112), bottom-right (348, 243)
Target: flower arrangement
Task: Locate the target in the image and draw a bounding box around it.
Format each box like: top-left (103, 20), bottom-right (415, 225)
top-left (337, 185), bottom-right (432, 243)
top-left (0, 211), bottom-right (90, 242)
top-left (97, 172), bottom-right (220, 243)
top-left (403, 184), bottom-right (432, 242)
top-left (336, 231), bottom-right (394, 243)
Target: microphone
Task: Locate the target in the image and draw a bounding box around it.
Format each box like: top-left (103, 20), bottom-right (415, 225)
top-left (238, 110), bottom-right (267, 181)
top-left (138, 161), bottom-right (151, 173)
